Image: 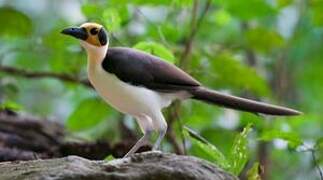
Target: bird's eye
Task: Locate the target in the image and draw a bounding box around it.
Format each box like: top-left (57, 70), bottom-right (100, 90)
top-left (90, 28), bottom-right (98, 35)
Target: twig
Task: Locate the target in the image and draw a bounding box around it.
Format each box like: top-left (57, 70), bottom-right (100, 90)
top-left (166, 124), bottom-right (184, 154)
top-left (166, 106), bottom-right (185, 154)
top-left (0, 65), bottom-right (91, 87)
top-left (301, 145), bottom-right (323, 180)
top-left (179, 0), bottom-right (212, 69)
top-left (174, 102), bottom-right (187, 154)
top-left (166, 0), bottom-right (212, 155)
top-left (111, 33), bottom-right (126, 46)
top-left (311, 149), bottom-right (323, 180)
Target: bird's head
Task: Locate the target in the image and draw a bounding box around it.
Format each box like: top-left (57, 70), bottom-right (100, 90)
top-left (61, 22), bottom-right (109, 51)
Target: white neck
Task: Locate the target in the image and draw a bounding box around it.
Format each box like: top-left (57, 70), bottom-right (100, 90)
top-left (80, 41), bottom-right (109, 65)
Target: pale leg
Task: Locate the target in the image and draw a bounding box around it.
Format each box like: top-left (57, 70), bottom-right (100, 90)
top-left (124, 130), bottom-right (152, 157)
top-left (151, 111), bottom-right (168, 151)
top-left (124, 115), bottom-right (154, 158)
top-left (152, 128), bottom-right (167, 150)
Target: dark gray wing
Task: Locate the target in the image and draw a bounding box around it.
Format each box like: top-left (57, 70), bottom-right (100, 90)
top-left (101, 48), bottom-right (301, 116)
top-left (102, 47), bottom-right (200, 92)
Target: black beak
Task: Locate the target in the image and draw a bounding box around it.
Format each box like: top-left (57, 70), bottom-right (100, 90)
top-left (61, 27), bottom-right (88, 40)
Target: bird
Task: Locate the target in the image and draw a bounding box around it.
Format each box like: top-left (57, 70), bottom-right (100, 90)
top-left (61, 22), bottom-right (301, 157)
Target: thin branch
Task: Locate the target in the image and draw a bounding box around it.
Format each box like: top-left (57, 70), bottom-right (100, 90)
top-left (310, 149), bottom-right (323, 180)
top-left (166, 124), bottom-right (184, 154)
top-left (111, 33), bottom-right (126, 46)
top-left (166, 0), bottom-right (212, 155)
top-left (166, 106), bottom-right (185, 155)
top-left (0, 65), bottom-right (91, 87)
top-left (179, 0), bottom-right (212, 69)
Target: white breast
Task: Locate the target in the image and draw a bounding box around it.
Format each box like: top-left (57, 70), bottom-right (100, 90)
top-left (88, 63), bottom-right (172, 116)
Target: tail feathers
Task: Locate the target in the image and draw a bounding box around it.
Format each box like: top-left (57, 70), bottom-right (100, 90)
top-left (190, 87), bottom-right (301, 116)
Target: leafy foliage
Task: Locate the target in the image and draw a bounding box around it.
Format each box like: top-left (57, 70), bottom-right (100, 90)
top-left (246, 162), bottom-right (261, 180)
top-left (66, 98), bottom-right (115, 132)
top-left (310, 0), bottom-right (323, 26)
top-left (260, 130), bottom-right (303, 149)
top-left (102, 8), bottom-right (122, 31)
top-left (0, 100), bottom-right (22, 111)
top-left (315, 137), bottom-right (323, 150)
top-left (104, 155), bottom-right (115, 161)
top-left (227, 124), bottom-right (252, 175)
top-left (184, 126), bottom-right (230, 170)
top-left (0, 0), bottom-right (321, 179)
top-left (0, 7), bottom-right (32, 37)
top-left (315, 137), bottom-right (323, 164)
top-left (185, 124), bottom-right (252, 175)
top-left (244, 27), bottom-right (284, 53)
top-left (133, 41), bottom-right (175, 63)
top-left (214, 0), bottom-right (276, 20)
top-left (209, 53), bottom-right (270, 96)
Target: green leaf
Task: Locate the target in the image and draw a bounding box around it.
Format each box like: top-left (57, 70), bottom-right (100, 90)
top-left (0, 100), bottom-right (22, 111)
top-left (102, 8), bottom-right (121, 31)
top-left (66, 97), bottom-right (113, 132)
top-left (0, 7), bottom-right (32, 37)
top-left (182, 101), bottom-right (221, 130)
top-left (104, 155), bottom-right (115, 161)
top-left (43, 26), bottom-right (85, 74)
top-left (259, 130), bottom-right (303, 149)
top-left (228, 124), bottom-right (252, 175)
top-left (184, 126), bottom-right (231, 170)
top-left (277, 0), bottom-right (294, 8)
top-left (147, 22), bottom-right (182, 43)
top-left (214, 9), bottom-right (232, 27)
top-left (309, 0), bottom-right (323, 26)
top-left (133, 41), bottom-right (175, 63)
top-left (315, 137), bottom-right (323, 165)
top-left (312, 7), bottom-right (323, 26)
top-left (315, 137), bottom-right (323, 150)
top-left (245, 27), bottom-right (285, 53)
top-left (81, 3), bottom-right (100, 18)
top-left (209, 53), bottom-right (271, 96)
top-left (172, 0), bottom-right (194, 7)
top-left (121, 0), bottom-right (179, 6)
top-left (73, 119), bottom-right (117, 141)
top-left (214, 0), bottom-right (276, 20)
top-left (1, 80), bottom-right (19, 100)
top-left (81, 1), bottom-right (113, 20)
top-left (246, 162), bottom-right (261, 180)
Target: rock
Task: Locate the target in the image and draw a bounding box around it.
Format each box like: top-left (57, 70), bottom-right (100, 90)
top-left (0, 111), bottom-right (148, 161)
top-left (0, 151), bottom-right (237, 180)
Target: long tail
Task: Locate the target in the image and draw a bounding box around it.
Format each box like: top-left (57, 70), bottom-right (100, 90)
top-left (190, 87), bottom-right (301, 116)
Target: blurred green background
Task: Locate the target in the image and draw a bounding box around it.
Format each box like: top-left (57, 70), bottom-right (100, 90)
top-left (0, 0), bottom-right (322, 179)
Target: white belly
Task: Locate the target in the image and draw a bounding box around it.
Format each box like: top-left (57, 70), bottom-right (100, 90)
top-left (88, 65), bottom-right (172, 116)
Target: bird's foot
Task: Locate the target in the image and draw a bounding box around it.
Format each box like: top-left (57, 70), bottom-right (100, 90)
top-left (150, 150), bottom-right (163, 154)
top-left (123, 150), bottom-right (137, 158)
top-left (123, 150), bottom-right (163, 158)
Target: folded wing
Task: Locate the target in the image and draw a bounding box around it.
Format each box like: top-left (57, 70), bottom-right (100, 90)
top-left (102, 47), bottom-right (301, 116)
